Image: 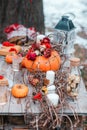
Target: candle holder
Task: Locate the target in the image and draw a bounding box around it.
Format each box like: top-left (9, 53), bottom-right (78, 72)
top-left (54, 13), bottom-right (76, 56)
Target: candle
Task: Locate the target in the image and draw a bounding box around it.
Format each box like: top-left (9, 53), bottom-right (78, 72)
top-left (46, 71), bottom-right (55, 86)
top-left (47, 85), bottom-right (59, 106)
top-left (47, 93), bottom-right (59, 106)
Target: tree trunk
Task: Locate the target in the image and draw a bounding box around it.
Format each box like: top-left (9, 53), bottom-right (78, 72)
top-left (0, 0), bottom-right (45, 42)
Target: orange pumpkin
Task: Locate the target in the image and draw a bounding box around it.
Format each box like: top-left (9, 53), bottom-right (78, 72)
top-left (11, 84), bottom-right (29, 98)
top-left (24, 50), bottom-right (61, 72)
top-left (21, 57), bottom-right (26, 67)
top-left (5, 54), bottom-right (13, 64)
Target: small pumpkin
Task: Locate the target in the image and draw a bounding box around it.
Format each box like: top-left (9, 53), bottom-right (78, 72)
top-left (11, 84), bottom-right (29, 98)
top-left (24, 50), bottom-right (61, 72)
top-left (5, 54), bottom-right (14, 64)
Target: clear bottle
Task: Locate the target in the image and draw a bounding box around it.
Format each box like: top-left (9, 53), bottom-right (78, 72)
top-left (70, 57), bottom-right (81, 76)
top-left (67, 57), bottom-right (81, 97)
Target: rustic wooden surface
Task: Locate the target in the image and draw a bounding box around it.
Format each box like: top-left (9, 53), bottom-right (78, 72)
top-left (0, 56), bottom-right (87, 116)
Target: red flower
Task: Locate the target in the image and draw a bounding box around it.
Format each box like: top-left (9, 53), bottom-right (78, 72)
top-left (41, 42), bottom-right (51, 49)
top-left (29, 27), bottom-right (36, 31)
top-left (0, 75), bottom-right (4, 80)
top-left (27, 51), bottom-right (37, 61)
top-left (33, 92), bottom-right (42, 100)
top-left (9, 48), bottom-right (17, 53)
top-left (2, 41), bottom-right (15, 47)
top-left (42, 37), bottom-right (50, 43)
top-left (44, 43), bottom-right (51, 48)
top-left (44, 48), bottom-right (51, 58)
top-left (4, 23), bottom-right (19, 33)
top-left (41, 37), bottom-right (51, 49)
top-left (31, 43), bottom-right (39, 50)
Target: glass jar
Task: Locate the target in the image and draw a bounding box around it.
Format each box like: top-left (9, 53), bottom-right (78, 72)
top-left (12, 54), bottom-right (23, 71)
top-left (70, 57), bottom-right (81, 75)
top-left (67, 57), bottom-right (81, 97)
top-left (0, 85), bottom-right (8, 105)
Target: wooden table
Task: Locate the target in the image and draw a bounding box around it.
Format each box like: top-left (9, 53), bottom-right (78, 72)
top-left (0, 55), bottom-right (87, 130)
top-left (0, 56), bottom-right (87, 116)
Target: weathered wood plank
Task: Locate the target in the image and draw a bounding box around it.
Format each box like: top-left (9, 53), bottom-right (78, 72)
top-left (76, 79), bottom-right (87, 114)
top-left (8, 94), bottom-right (22, 114)
top-left (1, 90), bottom-right (11, 114)
top-left (21, 85), bottom-right (34, 114)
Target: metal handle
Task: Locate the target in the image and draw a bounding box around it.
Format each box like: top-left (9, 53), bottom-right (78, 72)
top-left (63, 12), bottom-right (75, 20)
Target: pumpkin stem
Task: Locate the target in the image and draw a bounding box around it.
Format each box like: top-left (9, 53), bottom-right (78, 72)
top-left (17, 85), bottom-right (22, 89)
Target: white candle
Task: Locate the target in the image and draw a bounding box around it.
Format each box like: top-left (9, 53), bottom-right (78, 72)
top-left (47, 93), bottom-right (59, 106)
top-left (47, 85), bottom-right (56, 93)
top-left (46, 71), bottom-right (55, 86)
top-left (47, 85), bottom-right (59, 106)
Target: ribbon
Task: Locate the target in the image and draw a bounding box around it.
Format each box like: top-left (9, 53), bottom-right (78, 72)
top-left (2, 41), bottom-right (15, 47)
top-left (4, 23), bottom-right (19, 33)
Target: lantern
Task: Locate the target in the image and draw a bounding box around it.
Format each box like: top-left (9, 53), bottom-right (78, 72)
top-left (55, 14), bottom-right (76, 55)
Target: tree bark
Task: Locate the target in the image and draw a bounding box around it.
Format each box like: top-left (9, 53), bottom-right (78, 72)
top-left (0, 0), bottom-right (45, 42)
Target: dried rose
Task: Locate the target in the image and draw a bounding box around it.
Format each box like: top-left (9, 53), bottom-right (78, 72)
top-left (27, 52), bottom-right (37, 61)
top-left (28, 76), bottom-right (39, 86)
top-left (31, 78), bottom-right (39, 86)
top-left (42, 37), bottom-right (50, 43)
top-left (44, 43), bottom-right (51, 48)
top-left (41, 37), bottom-right (51, 49)
top-left (44, 48), bottom-right (51, 58)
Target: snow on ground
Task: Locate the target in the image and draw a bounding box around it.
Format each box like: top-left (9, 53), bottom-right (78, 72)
top-left (43, 0), bottom-right (87, 48)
